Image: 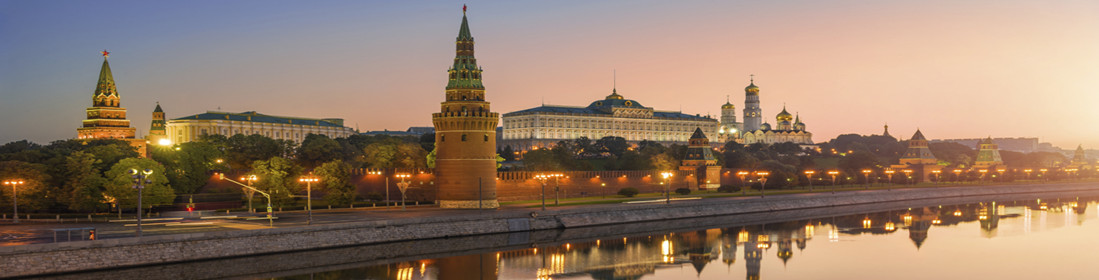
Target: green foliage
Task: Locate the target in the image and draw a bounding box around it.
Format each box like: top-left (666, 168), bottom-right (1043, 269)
top-left (0, 160), bottom-right (50, 211)
top-left (315, 160), bottom-right (355, 206)
top-left (595, 136), bottom-right (629, 157)
top-left (60, 151), bottom-right (107, 212)
top-left (362, 139), bottom-right (428, 169)
top-left (929, 142), bottom-right (975, 167)
top-left (617, 187), bottom-right (639, 197)
top-left (838, 151), bottom-right (881, 172)
top-left (759, 160), bottom-right (799, 188)
top-left (501, 145), bottom-right (516, 161)
top-left (426, 148), bottom-right (436, 169)
top-left (297, 134), bottom-right (342, 169)
top-left (675, 188), bottom-right (691, 195)
top-left (104, 158), bottom-right (175, 210)
top-left (223, 134), bottom-right (295, 170)
top-left (251, 157), bottom-right (303, 207)
top-left (152, 142), bottom-right (223, 194)
top-left (418, 133), bottom-right (436, 153)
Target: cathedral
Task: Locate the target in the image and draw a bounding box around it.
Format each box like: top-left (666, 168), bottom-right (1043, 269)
top-left (718, 77), bottom-right (814, 145)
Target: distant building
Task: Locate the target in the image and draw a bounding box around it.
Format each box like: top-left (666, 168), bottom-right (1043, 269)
top-left (165, 111), bottom-right (355, 144)
top-left (500, 88), bottom-right (720, 151)
top-left (931, 137), bottom-right (1039, 153)
top-left (891, 129), bottom-right (942, 182)
top-left (362, 127), bottom-right (434, 137)
top-left (973, 137), bottom-right (1005, 170)
top-left (76, 51), bottom-right (147, 156)
top-left (681, 128), bottom-right (720, 190)
top-left (731, 77), bottom-right (813, 145)
top-left (147, 103), bottom-right (168, 146)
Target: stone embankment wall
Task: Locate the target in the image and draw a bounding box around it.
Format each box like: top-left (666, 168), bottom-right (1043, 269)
top-left (2, 182), bottom-right (1096, 278)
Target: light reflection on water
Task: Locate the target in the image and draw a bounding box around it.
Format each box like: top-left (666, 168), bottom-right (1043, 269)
top-left (279, 198), bottom-right (1099, 280)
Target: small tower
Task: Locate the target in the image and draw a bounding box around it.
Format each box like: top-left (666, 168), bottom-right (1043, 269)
top-left (431, 6), bottom-right (500, 209)
top-left (882, 123), bottom-right (891, 138)
top-left (148, 102), bottom-right (169, 147)
top-left (1069, 145), bottom-right (1091, 169)
top-left (793, 113), bottom-right (806, 131)
top-left (775, 106), bottom-right (793, 131)
top-left (892, 129), bottom-right (942, 182)
top-left (742, 76), bottom-right (762, 132)
top-left (76, 50), bottom-right (146, 156)
top-left (973, 137), bottom-right (1004, 169)
top-left (682, 128), bottom-right (721, 190)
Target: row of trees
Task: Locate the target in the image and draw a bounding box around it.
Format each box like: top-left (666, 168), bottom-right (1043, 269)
top-left (0, 133), bottom-right (434, 213)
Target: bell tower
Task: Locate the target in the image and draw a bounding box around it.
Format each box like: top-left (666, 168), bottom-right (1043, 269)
top-left (431, 6), bottom-right (500, 209)
top-left (742, 75), bottom-right (762, 132)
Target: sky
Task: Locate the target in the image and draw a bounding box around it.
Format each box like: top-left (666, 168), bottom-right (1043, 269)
top-left (2, 0), bottom-right (1098, 149)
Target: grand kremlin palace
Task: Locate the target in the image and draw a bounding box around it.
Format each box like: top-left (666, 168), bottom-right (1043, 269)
top-left (165, 111), bottom-right (356, 144)
top-left (499, 88), bottom-right (720, 151)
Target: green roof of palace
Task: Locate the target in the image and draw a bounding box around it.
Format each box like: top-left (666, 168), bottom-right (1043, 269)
top-left (172, 111), bottom-right (347, 128)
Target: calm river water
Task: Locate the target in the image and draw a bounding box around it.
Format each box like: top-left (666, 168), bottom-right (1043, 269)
top-left (273, 196), bottom-right (1099, 280)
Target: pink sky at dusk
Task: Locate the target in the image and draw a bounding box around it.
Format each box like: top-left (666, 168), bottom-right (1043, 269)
top-left (2, 0), bottom-right (1097, 149)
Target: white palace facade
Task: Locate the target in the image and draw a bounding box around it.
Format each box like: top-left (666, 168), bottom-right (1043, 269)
top-left (165, 111), bottom-right (356, 144)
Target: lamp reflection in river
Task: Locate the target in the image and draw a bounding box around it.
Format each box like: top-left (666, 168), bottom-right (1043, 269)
top-left (738, 228), bottom-right (750, 244)
top-left (885, 221), bottom-right (896, 231)
top-left (862, 216), bottom-right (872, 229)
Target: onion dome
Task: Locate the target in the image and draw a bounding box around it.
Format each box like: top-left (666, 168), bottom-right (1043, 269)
top-left (722, 101), bottom-right (735, 110)
top-left (776, 106), bottom-right (793, 122)
top-left (760, 122), bottom-right (772, 130)
top-left (745, 75), bottom-right (759, 95)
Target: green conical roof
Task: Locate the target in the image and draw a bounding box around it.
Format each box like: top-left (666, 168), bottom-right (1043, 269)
top-left (457, 13), bottom-right (473, 41)
top-left (153, 102), bottom-right (163, 113)
top-left (911, 129), bottom-right (926, 141)
top-left (94, 57), bottom-right (118, 97)
top-left (691, 127), bottom-right (707, 140)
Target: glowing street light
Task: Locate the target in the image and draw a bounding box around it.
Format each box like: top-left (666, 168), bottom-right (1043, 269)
top-left (996, 168), bottom-right (1006, 180)
top-left (737, 171), bottom-right (750, 195)
top-left (756, 171), bottom-right (770, 198)
top-left (222, 174), bottom-right (274, 227)
top-left (395, 174), bottom-right (411, 210)
top-left (931, 170), bottom-right (941, 184)
top-left (298, 175), bottom-right (319, 224)
top-left (1023, 168), bottom-right (1033, 180)
top-left (240, 175), bottom-right (259, 213)
top-left (3, 180), bottom-right (24, 224)
top-left (827, 170), bottom-right (840, 194)
top-left (978, 169), bottom-right (988, 183)
top-left (884, 170), bottom-right (895, 190)
top-left (902, 169), bottom-right (913, 185)
top-left (1039, 168), bottom-right (1048, 181)
top-left (661, 172), bottom-right (675, 204)
top-left (804, 170), bottom-right (816, 191)
top-left (861, 169), bottom-right (872, 189)
top-left (129, 168), bottom-right (154, 237)
top-left (953, 169), bottom-right (963, 183)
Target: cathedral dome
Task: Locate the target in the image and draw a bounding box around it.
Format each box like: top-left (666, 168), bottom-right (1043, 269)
top-left (722, 101), bottom-right (735, 109)
top-left (745, 82), bottom-right (759, 95)
top-left (605, 88), bottom-right (624, 100)
top-left (760, 122), bottom-right (771, 130)
top-left (776, 107), bottom-right (793, 122)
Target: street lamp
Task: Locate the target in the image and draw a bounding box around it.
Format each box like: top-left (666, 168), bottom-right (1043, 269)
top-left (756, 171), bottom-right (770, 198)
top-left (240, 175), bottom-right (259, 213)
top-left (861, 169), bottom-right (872, 189)
top-left (535, 174), bottom-right (549, 211)
top-left (978, 169), bottom-right (988, 183)
top-left (884, 170), bottom-right (895, 190)
top-left (661, 172), bottom-right (674, 204)
top-left (298, 175), bottom-right (319, 224)
top-left (130, 168), bottom-right (153, 237)
top-left (1023, 169), bottom-right (1033, 180)
top-left (395, 174), bottom-right (411, 210)
top-left (827, 170), bottom-right (839, 194)
top-left (953, 169), bottom-right (963, 183)
top-left (931, 170), bottom-right (941, 184)
top-left (222, 173), bottom-right (274, 227)
top-left (737, 171), bottom-right (750, 195)
top-left (804, 170), bottom-right (816, 191)
top-left (3, 180), bottom-right (24, 224)
top-left (1039, 168), bottom-right (1048, 181)
top-left (902, 169), bottom-right (913, 185)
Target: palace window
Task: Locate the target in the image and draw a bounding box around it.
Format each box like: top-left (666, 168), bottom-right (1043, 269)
top-left (461, 134), bottom-right (467, 141)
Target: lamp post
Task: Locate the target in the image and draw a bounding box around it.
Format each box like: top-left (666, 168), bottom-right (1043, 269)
top-left (535, 174), bottom-right (549, 211)
top-left (861, 169), bottom-right (872, 189)
top-left (129, 168), bottom-right (153, 237)
top-left (827, 170), bottom-right (839, 194)
top-left (298, 175), bottom-right (319, 225)
top-left (804, 170), bottom-right (815, 191)
top-left (1039, 168), bottom-right (1048, 181)
top-left (978, 169), bottom-right (988, 183)
top-left (902, 169), bottom-right (913, 185)
top-left (931, 170), bottom-right (941, 185)
top-left (661, 172), bottom-right (674, 204)
top-left (553, 173), bottom-right (562, 206)
top-left (756, 171), bottom-right (770, 198)
top-left (396, 174), bottom-right (411, 210)
top-left (221, 174), bottom-right (274, 227)
top-left (1023, 169), bottom-right (1033, 180)
top-left (884, 170), bottom-right (895, 191)
top-left (737, 171), bottom-right (750, 195)
top-left (953, 169), bottom-right (963, 183)
top-left (241, 175), bottom-right (258, 213)
top-left (3, 180), bottom-right (24, 224)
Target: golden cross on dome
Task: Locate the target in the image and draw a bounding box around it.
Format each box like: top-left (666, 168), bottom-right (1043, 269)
top-left (101, 50), bottom-right (110, 58)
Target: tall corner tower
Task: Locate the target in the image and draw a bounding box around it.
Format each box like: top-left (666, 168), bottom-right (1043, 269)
top-left (77, 51), bottom-right (146, 156)
top-left (148, 102), bottom-right (168, 146)
top-left (742, 76), bottom-right (762, 132)
top-left (431, 6), bottom-right (500, 209)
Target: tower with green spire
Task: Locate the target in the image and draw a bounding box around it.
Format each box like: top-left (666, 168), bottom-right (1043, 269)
top-left (77, 51), bottom-right (146, 155)
top-left (973, 137), bottom-right (1004, 169)
top-left (148, 102), bottom-right (168, 146)
top-left (431, 6), bottom-right (500, 209)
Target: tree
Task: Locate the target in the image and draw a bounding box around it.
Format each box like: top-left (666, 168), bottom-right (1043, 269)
top-left (315, 160), bottom-right (355, 206)
top-left (252, 157), bottom-right (303, 207)
top-left (838, 151), bottom-right (880, 173)
top-left (60, 151), bottom-right (107, 212)
top-left (363, 142), bottom-right (428, 169)
top-left (297, 134), bottom-right (342, 170)
top-left (594, 136), bottom-right (629, 157)
top-left (501, 145), bottom-right (516, 161)
top-left (650, 153), bottom-right (678, 171)
top-left (0, 160), bottom-right (50, 212)
top-left (103, 158), bottom-right (175, 211)
top-left (153, 142), bottom-right (222, 194)
top-left (522, 149), bottom-right (561, 171)
top-left (225, 134), bottom-right (295, 170)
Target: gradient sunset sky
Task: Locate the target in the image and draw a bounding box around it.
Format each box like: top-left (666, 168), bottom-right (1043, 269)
top-left (2, 0), bottom-right (1097, 149)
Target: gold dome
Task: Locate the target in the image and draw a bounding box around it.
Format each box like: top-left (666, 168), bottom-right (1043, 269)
top-left (722, 102), bottom-right (735, 110)
top-left (606, 88), bottom-right (624, 100)
top-left (776, 106), bottom-right (793, 122)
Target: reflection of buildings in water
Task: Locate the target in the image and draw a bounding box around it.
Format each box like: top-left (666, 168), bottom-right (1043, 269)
top-left (906, 207), bottom-right (940, 249)
top-left (744, 240), bottom-right (763, 280)
top-left (979, 202), bottom-right (1000, 238)
top-left (437, 253), bottom-right (497, 280)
